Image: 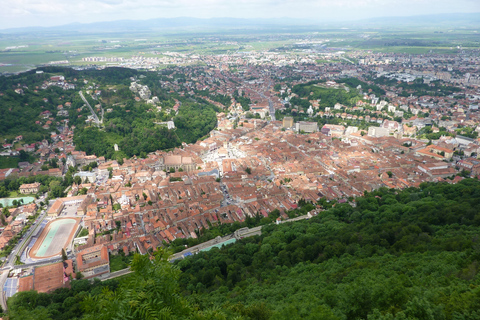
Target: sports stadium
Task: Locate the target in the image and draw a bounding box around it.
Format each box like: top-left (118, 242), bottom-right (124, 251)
top-left (29, 218), bottom-right (81, 259)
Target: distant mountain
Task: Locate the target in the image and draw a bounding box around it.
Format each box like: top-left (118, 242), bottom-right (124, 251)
top-left (353, 12), bottom-right (480, 28)
top-left (0, 17), bottom-right (316, 34)
top-left (1, 13), bottom-right (479, 34)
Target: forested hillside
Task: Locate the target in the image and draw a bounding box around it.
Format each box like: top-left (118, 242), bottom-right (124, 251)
top-left (6, 179), bottom-right (480, 319)
top-left (73, 96), bottom-right (218, 160)
top-left (176, 179), bottom-right (480, 320)
top-left (0, 67), bottom-right (218, 162)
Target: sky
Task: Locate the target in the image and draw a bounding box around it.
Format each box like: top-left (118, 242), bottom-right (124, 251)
top-left (1, 0), bottom-right (479, 29)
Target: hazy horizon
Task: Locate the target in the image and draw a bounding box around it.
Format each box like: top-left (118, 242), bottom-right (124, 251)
top-left (1, 0), bottom-right (479, 30)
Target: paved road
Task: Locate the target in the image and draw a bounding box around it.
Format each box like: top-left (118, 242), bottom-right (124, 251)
top-left (100, 267), bottom-right (132, 282)
top-left (265, 80), bottom-right (276, 121)
top-left (252, 79), bottom-right (275, 121)
top-left (0, 209), bottom-right (47, 311)
top-left (340, 56), bottom-right (355, 64)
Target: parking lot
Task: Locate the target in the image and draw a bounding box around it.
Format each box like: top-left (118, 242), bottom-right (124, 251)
top-left (60, 203), bottom-right (79, 216)
top-left (4, 277), bottom-right (17, 298)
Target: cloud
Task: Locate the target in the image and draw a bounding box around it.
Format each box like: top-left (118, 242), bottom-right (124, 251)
top-left (0, 0), bottom-right (478, 28)
top-left (96, 0), bottom-right (124, 4)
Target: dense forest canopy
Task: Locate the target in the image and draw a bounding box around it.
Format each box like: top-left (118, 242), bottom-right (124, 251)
top-left (173, 179), bottom-right (480, 320)
top-left (0, 84), bottom-right (71, 144)
top-left (7, 179), bottom-right (480, 319)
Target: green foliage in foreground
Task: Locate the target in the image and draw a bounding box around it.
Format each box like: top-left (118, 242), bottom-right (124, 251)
top-left (82, 250), bottom-right (268, 319)
top-left (108, 251), bottom-right (133, 273)
top-left (7, 278), bottom-right (120, 320)
top-left (176, 179), bottom-right (480, 319)
top-left (6, 179), bottom-right (480, 320)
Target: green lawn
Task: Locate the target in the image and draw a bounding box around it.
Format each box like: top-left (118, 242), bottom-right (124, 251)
top-left (369, 46), bottom-right (461, 54)
top-left (0, 51), bottom-right (67, 65)
top-left (8, 191), bottom-right (19, 198)
top-left (77, 228), bottom-right (89, 237)
top-left (0, 157), bottom-right (19, 169)
top-left (109, 253), bottom-right (133, 272)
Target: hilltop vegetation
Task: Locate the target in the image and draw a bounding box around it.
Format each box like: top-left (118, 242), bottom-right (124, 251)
top-left (290, 80), bottom-right (363, 110)
top-left (372, 76), bottom-right (462, 97)
top-left (6, 179), bottom-right (480, 319)
top-left (73, 95), bottom-right (218, 160)
top-left (0, 67), bottom-right (219, 162)
top-left (0, 74), bottom-right (71, 144)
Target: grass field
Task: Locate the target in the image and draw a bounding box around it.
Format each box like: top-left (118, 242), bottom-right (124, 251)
top-left (0, 156), bottom-right (20, 169)
top-left (370, 47), bottom-right (461, 54)
top-left (109, 253), bottom-right (133, 272)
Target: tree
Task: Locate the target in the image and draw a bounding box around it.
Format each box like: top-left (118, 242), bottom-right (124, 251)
top-left (61, 248), bottom-right (68, 261)
top-left (82, 249), bottom-right (196, 320)
top-left (49, 180), bottom-right (60, 190)
top-left (245, 167), bottom-right (252, 174)
top-left (73, 176), bottom-right (82, 185)
top-left (18, 150), bottom-right (29, 162)
top-left (49, 158), bottom-right (58, 168)
top-left (459, 169), bottom-right (471, 178)
top-left (387, 171), bottom-right (393, 178)
top-left (2, 207), bottom-right (9, 218)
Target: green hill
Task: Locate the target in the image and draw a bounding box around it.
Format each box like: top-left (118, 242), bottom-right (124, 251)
top-left (0, 67), bottom-right (219, 162)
